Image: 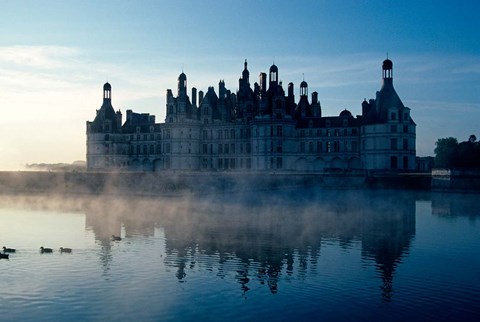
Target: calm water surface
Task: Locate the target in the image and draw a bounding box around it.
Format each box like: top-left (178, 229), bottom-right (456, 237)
top-left (0, 189), bottom-right (479, 321)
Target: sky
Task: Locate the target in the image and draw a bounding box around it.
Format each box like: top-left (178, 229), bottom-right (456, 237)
top-left (0, 0), bottom-right (479, 170)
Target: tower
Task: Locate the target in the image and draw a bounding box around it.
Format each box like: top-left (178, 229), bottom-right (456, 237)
top-left (178, 72), bottom-right (187, 96)
top-left (269, 64), bottom-right (278, 87)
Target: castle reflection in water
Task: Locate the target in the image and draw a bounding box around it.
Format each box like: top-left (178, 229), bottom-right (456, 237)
top-left (83, 189), bottom-right (418, 300)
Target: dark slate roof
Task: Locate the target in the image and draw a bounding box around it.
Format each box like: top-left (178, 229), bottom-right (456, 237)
top-left (296, 114), bottom-right (360, 129)
top-left (89, 100), bottom-right (119, 133)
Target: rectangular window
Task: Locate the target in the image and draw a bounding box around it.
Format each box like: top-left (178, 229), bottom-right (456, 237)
top-left (246, 143), bottom-right (251, 153)
top-left (149, 145), bottom-right (154, 154)
top-left (317, 141), bottom-right (322, 153)
top-left (218, 159), bottom-right (223, 169)
top-left (203, 144), bottom-right (207, 154)
top-left (276, 157), bottom-right (283, 169)
top-left (334, 129), bottom-right (339, 137)
top-left (218, 144), bottom-right (223, 154)
top-left (300, 142), bottom-right (305, 153)
top-left (224, 144), bottom-right (229, 154)
top-left (403, 138), bottom-right (408, 150)
top-left (277, 126), bottom-right (283, 137)
top-left (156, 144), bottom-right (161, 154)
top-left (246, 158), bottom-right (251, 169)
top-left (231, 144), bottom-right (235, 154)
top-left (230, 159), bottom-right (235, 169)
top-left (203, 130), bottom-right (208, 140)
top-left (327, 129), bottom-right (331, 137)
top-left (166, 143), bottom-right (171, 153)
top-left (230, 129), bottom-right (235, 139)
top-left (352, 141), bottom-right (358, 152)
top-left (403, 125), bottom-right (409, 133)
top-left (391, 138), bottom-right (398, 150)
top-left (225, 129), bottom-right (229, 139)
top-left (327, 141), bottom-right (331, 153)
top-left (391, 156), bottom-right (398, 169)
top-left (136, 145), bottom-right (140, 154)
top-left (334, 141), bottom-right (340, 152)
top-left (390, 125), bottom-right (397, 133)
top-left (277, 143), bottom-right (282, 153)
top-left (143, 145), bottom-right (148, 154)
top-left (309, 142), bottom-right (313, 153)
top-left (403, 156), bottom-right (409, 169)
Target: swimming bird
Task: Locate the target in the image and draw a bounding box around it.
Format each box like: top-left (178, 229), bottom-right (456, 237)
top-left (0, 253), bottom-right (9, 259)
top-left (2, 246), bottom-right (15, 253)
top-left (111, 235), bottom-right (122, 241)
top-left (40, 247), bottom-right (53, 253)
top-left (59, 247), bottom-right (72, 253)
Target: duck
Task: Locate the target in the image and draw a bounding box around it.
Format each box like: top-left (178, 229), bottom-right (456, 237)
top-left (40, 246), bottom-right (53, 253)
top-left (111, 235), bottom-right (122, 241)
top-left (2, 246), bottom-right (16, 253)
top-left (0, 253), bottom-right (9, 259)
top-left (59, 247), bottom-right (72, 253)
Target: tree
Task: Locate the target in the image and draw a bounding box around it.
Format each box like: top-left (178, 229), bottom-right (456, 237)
top-left (434, 137), bottom-right (458, 168)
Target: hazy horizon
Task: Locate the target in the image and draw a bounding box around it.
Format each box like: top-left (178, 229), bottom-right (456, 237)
top-left (1, 1), bottom-right (479, 170)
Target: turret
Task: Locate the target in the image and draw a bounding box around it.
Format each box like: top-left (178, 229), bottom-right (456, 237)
top-left (177, 72), bottom-right (187, 96)
top-left (382, 58), bottom-right (393, 87)
top-left (192, 87), bottom-right (197, 107)
top-left (269, 64), bottom-right (278, 87)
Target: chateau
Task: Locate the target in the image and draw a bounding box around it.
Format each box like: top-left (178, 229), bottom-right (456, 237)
top-left (86, 59), bottom-right (416, 173)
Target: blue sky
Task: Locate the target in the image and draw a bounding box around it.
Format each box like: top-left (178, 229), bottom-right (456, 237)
top-left (0, 0), bottom-right (479, 169)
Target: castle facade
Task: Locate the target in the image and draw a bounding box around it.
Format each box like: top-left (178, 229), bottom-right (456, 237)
top-left (86, 59), bottom-right (416, 173)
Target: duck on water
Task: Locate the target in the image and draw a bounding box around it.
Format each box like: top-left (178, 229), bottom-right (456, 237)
top-left (40, 247), bottom-right (53, 253)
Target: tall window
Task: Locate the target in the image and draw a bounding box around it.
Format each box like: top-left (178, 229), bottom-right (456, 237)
top-left (300, 142), bottom-right (305, 153)
top-left (403, 156), bottom-right (409, 169)
top-left (391, 138), bottom-right (398, 150)
top-left (391, 156), bottom-right (398, 169)
top-left (334, 141), bottom-right (340, 152)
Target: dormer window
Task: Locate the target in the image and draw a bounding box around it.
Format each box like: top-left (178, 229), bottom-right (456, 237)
top-left (390, 112), bottom-right (397, 121)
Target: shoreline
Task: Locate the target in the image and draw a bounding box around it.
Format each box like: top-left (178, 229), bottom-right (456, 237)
top-left (0, 170), bottom-right (433, 196)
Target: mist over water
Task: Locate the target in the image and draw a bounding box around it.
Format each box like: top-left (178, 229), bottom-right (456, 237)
top-left (1, 189), bottom-right (479, 321)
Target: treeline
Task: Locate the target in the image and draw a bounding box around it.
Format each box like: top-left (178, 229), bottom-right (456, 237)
top-left (434, 135), bottom-right (480, 168)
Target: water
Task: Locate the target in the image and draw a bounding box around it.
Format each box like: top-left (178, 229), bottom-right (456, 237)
top-left (0, 189), bottom-right (479, 321)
